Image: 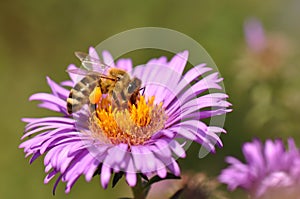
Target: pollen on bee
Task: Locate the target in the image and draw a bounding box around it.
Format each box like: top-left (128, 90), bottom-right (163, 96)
top-left (89, 86), bottom-right (102, 104)
top-left (89, 96), bottom-right (167, 146)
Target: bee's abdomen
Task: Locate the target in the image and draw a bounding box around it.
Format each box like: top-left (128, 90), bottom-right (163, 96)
top-left (67, 76), bottom-right (99, 114)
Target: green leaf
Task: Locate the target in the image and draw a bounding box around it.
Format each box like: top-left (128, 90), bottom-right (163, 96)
top-left (112, 172), bottom-right (124, 188)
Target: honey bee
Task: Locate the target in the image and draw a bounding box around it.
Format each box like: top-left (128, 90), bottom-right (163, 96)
top-left (66, 51), bottom-right (142, 114)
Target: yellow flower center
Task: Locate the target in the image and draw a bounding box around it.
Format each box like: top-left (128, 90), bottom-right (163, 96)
top-left (89, 96), bottom-right (167, 146)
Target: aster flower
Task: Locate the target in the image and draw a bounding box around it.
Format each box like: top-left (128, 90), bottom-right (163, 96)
top-left (19, 47), bottom-right (230, 196)
top-left (219, 138), bottom-right (300, 199)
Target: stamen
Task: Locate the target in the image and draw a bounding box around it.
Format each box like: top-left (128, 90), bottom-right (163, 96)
top-left (130, 96), bottom-right (154, 127)
top-left (89, 96), bottom-right (167, 146)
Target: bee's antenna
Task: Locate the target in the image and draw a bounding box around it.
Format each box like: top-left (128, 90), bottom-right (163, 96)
top-left (139, 87), bottom-right (146, 96)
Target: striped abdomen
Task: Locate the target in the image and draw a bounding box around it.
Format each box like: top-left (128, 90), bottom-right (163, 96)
top-left (67, 75), bottom-right (99, 114)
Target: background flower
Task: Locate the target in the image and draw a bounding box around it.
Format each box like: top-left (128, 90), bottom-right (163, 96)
top-left (147, 172), bottom-right (228, 199)
top-left (231, 18), bottom-right (300, 136)
top-left (219, 138), bottom-right (300, 199)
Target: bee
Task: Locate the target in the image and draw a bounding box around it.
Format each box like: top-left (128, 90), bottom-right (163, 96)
top-left (66, 51), bottom-right (142, 114)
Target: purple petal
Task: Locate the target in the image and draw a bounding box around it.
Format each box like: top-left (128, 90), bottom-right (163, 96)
top-left (102, 50), bottom-right (116, 68)
top-left (126, 172), bottom-right (137, 187)
top-left (116, 58), bottom-right (133, 72)
top-left (243, 140), bottom-right (265, 177)
top-left (171, 127), bottom-right (197, 141)
top-left (151, 129), bottom-right (175, 139)
top-left (65, 175), bottom-right (80, 193)
top-left (178, 72), bottom-right (222, 104)
top-left (38, 102), bottom-right (64, 112)
top-left (60, 80), bottom-right (74, 87)
top-left (100, 164), bottom-right (111, 189)
top-left (125, 157), bottom-right (137, 186)
top-left (46, 77), bottom-right (69, 100)
top-left (44, 170), bottom-right (58, 184)
top-left (139, 147), bottom-right (156, 172)
top-left (184, 109), bottom-right (232, 120)
top-left (67, 64), bottom-right (82, 84)
top-left (88, 47), bottom-right (100, 60)
top-left (22, 126), bottom-right (58, 139)
top-left (244, 18), bottom-right (266, 52)
top-left (29, 152), bottom-right (41, 164)
top-left (167, 51), bottom-right (188, 76)
top-left (85, 159), bottom-right (101, 182)
top-left (62, 150), bottom-right (90, 181)
top-left (45, 163), bottom-right (52, 173)
top-left (52, 175), bottom-right (63, 195)
top-left (24, 117), bottom-right (74, 128)
top-left (107, 144), bottom-right (128, 164)
top-left (152, 139), bottom-right (172, 158)
top-left (163, 64), bottom-right (211, 108)
top-left (155, 159), bottom-right (167, 178)
top-left (167, 159), bottom-right (181, 176)
top-left (29, 93), bottom-right (67, 113)
top-left (169, 140), bottom-right (186, 158)
top-left (264, 139), bottom-right (284, 171)
top-left (131, 146), bottom-right (143, 171)
top-left (131, 64), bottom-right (145, 79)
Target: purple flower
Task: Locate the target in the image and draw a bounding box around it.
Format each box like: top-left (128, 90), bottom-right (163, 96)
top-left (19, 47), bottom-right (230, 193)
top-left (244, 18), bottom-right (266, 53)
top-left (219, 138), bottom-right (300, 198)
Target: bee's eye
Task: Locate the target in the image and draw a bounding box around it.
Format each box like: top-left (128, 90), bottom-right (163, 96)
top-left (127, 83), bottom-right (135, 93)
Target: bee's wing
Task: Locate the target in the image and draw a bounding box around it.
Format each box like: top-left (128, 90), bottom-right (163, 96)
top-left (66, 68), bottom-right (118, 81)
top-left (75, 51), bottom-right (111, 73)
top-left (66, 68), bottom-right (94, 76)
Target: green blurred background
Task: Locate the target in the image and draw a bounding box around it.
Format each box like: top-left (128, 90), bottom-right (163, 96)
top-left (1, 0), bottom-right (300, 198)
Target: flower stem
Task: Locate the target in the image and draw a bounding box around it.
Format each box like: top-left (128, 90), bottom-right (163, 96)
top-left (131, 177), bottom-right (147, 199)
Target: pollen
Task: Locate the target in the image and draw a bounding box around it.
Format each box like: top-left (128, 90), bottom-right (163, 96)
top-left (89, 96), bottom-right (167, 146)
top-left (131, 96), bottom-right (156, 127)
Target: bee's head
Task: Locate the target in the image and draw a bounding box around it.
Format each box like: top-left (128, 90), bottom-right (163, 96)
top-left (109, 68), bottom-right (127, 81)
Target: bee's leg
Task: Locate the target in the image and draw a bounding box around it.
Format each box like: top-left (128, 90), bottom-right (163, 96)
top-left (89, 103), bottom-right (96, 114)
top-left (112, 91), bottom-right (121, 108)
